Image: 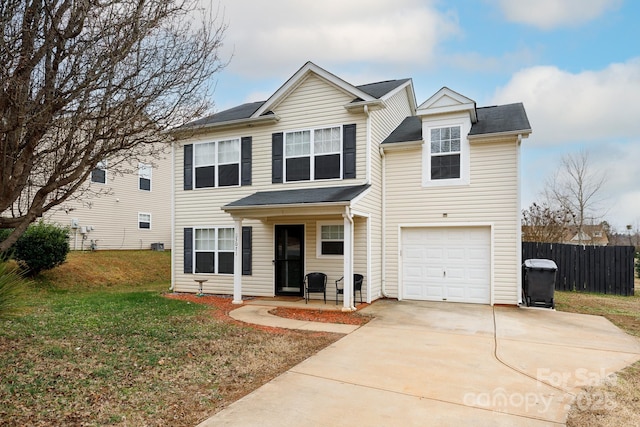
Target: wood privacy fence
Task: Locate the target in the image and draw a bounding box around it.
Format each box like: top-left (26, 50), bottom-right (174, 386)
top-left (522, 242), bottom-right (635, 296)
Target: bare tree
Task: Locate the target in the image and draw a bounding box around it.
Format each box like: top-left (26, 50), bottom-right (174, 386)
top-left (521, 202), bottom-right (574, 243)
top-left (545, 150), bottom-right (607, 245)
top-left (0, 0), bottom-right (226, 251)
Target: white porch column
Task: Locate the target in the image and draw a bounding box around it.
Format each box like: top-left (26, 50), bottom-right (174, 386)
top-left (232, 218), bottom-right (243, 304)
top-left (343, 210), bottom-right (354, 311)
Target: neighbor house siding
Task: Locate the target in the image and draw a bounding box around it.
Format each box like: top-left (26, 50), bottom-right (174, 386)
top-left (45, 145), bottom-right (172, 250)
top-left (384, 138), bottom-right (520, 305)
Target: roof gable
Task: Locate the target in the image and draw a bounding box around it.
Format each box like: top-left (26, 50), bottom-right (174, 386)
top-left (252, 62), bottom-right (376, 117)
top-left (417, 87), bottom-right (477, 122)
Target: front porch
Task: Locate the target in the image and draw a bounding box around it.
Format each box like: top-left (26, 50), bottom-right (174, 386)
top-left (222, 185), bottom-right (372, 311)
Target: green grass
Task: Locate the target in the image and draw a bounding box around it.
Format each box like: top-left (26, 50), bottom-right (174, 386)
top-left (0, 251), bottom-right (339, 426)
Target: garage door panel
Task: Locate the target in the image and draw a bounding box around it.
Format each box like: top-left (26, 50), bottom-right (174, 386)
top-left (402, 227), bottom-right (491, 304)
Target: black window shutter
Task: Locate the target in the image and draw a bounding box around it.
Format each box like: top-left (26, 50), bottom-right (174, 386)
top-left (272, 132), bottom-right (283, 183)
top-left (242, 226), bottom-right (252, 275)
top-left (183, 144), bottom-right (193, 190)
top-left (241, 137), bottom-right (252, 186)
top-left (343, 124), bottom-right (356, 179)
top-left (183, 228), bottom-right (193, 274)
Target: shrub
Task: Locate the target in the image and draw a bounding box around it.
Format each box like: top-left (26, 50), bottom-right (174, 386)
top-left (0, 262), bottom-right (28, 319)
top-left (10, 222), bottom-right (70, 276)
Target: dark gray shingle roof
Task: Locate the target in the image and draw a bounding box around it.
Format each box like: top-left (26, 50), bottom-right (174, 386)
top-left (382, 116), bottom-right (422, 144)
top-left (225, 184), bottom-right (370, 208)
top-left (178, 101), bottom-right (267, 129)
top-left (468, 103), bottom-right (531, 136)
top-left (383, 102), bottom-right (531, 144)
top-left (179, 79), bottom-right (411, 129)
top-left (356, 79), bottom-right (411, 99)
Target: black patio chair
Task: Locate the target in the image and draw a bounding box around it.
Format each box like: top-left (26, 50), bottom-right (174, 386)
top-left (304, 272), bottom-right (327, 304)
top-left (335, 274), bottom-right (364, 305)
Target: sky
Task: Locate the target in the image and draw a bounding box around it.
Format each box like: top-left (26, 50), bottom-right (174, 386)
top-left (200, 0), bottom-right (640, 232)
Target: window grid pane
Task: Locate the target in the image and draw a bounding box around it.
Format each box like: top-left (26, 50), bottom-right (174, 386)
top-left (431, 126), bottom-right (461, 155)
top-left (321, 225), bottom-right (344, 240)
top-left (314, 127), bottom-right (340, 154)
top-left (218, 139), bottom-right (239, 164)
top-left (218, 228), bottom-right (234, 251)
top-left (285, 131), bottom-right (310, 157)
top-left (194, 142), bottom-right (215, 166)
top-left (138, 163), bottom-right (152, 179)
top-left (195, 228), bottom-right (216, 250)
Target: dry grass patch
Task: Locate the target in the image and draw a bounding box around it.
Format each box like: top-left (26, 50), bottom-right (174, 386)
top-left (555, 288), bottom-right (640, 427)
top-left (0, 251), bottom-right (342, 426)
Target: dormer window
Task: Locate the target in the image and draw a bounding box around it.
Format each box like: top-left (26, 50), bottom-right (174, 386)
top-left (422, 118), bottom-right (470, 187)
top-left (430, 126), bottom-right (461, 180)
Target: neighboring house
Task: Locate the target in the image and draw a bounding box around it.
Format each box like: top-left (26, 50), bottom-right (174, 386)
top-left (565, 224), bottom-right (609, 246)
top-left (171, 62), bottom-right (531, 308)
top-left (45, 148), bottom-right (172, 250)
top-left (521, 224), bottom-right (609, 246)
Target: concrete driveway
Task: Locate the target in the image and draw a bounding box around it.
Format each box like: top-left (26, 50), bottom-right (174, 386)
top-left (198, 300), bottom-right (640, 426)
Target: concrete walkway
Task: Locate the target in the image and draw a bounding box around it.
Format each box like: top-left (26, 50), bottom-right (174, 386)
top-left (229, 304), bottom-right (360, 334)
top-left (199, 300), bottom-right (640, 426)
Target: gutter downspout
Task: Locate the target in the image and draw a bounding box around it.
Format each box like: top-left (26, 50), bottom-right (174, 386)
top-left (364, 105), bottom-right (371, 183)
top-left (516, 134), bottom-right (523, 305)
top-left (379, 146), bottom-right (389, 298)
top-left (170, 140), bottom-right (176, 291)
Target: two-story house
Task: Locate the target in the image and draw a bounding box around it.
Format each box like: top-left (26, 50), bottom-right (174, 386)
top-left (171, 62), bottom-right (531, 309)
top-left (45, 146), bottom-right (172, 251)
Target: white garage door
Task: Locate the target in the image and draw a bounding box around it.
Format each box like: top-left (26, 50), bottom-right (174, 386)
top-left (402, 227), bottom-right (491, 304)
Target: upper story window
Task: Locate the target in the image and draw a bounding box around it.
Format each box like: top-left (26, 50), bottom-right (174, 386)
top-left (271, 124), bottom-right (356, 184)
top-left (139, 163), bottom-right (152, 191)
top-left (285, 126), bottom-right (342, 182)
top-left (194, 139), bottom-right (240, 188)
top-left (422, 120), bottom-right (469, 187)
top-left (430, 126), bottom-right (461, 180)
top-left (91, 160), bottom-right (107, 184)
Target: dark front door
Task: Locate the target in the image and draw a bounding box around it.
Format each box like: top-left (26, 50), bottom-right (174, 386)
top-left (274, 225), bottom-right (304, 296)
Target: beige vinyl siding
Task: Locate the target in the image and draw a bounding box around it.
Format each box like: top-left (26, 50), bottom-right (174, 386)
top-left (354, 87), bottom-right (414, 298)
top-left (384, 139), bottom-right (520, 305)
top-left (173, 73), bottom-right (372, 296)
top-left (45, 148), bottom-right (172, 250)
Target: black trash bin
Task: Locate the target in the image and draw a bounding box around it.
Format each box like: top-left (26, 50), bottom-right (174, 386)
top-left (522, 259), bottom-right (557, 308)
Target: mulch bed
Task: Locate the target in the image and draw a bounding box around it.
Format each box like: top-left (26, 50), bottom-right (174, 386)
top-left (268, 307), bottom-right (371, 325)
top-left (164, 293), bottom-right (372, 329)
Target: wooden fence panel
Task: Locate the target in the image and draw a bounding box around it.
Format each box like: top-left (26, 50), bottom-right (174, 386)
top-left (522, 242), bottom-right (635, 296)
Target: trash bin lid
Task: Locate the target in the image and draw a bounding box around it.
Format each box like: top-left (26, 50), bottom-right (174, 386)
top-left (523, 258), bottom-right (557, 270)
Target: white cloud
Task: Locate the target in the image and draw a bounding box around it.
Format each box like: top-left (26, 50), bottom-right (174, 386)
top-left (493, 0), bottom-right (622, 30)
top-left (492, 58), bottom-right (640, 145)
top-left (213, 0), bottom-right (459, 78)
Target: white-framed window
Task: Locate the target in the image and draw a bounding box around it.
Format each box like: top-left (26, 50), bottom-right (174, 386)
top-left (285, 126), bottom-right (341, 182)
top-left (430, 126), bottom-right (461, 180)
top-left (139, 163), bottom-right (152, 191)
top-left (91, 160), bottom-right (107, 184)
top-left (138, 212), bottom-right (151, 229)
top-left (317, 222), bottom-right (344, 257)
top-left (194, 138), bottom-right (240, 188)
top-left (423, 119), bottom-right (470, 187)
top-left (194, 227), bottom-right (235, 274)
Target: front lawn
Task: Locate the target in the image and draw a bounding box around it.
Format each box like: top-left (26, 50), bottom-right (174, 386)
top-left (0, 251), bottom-right (341, 426)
